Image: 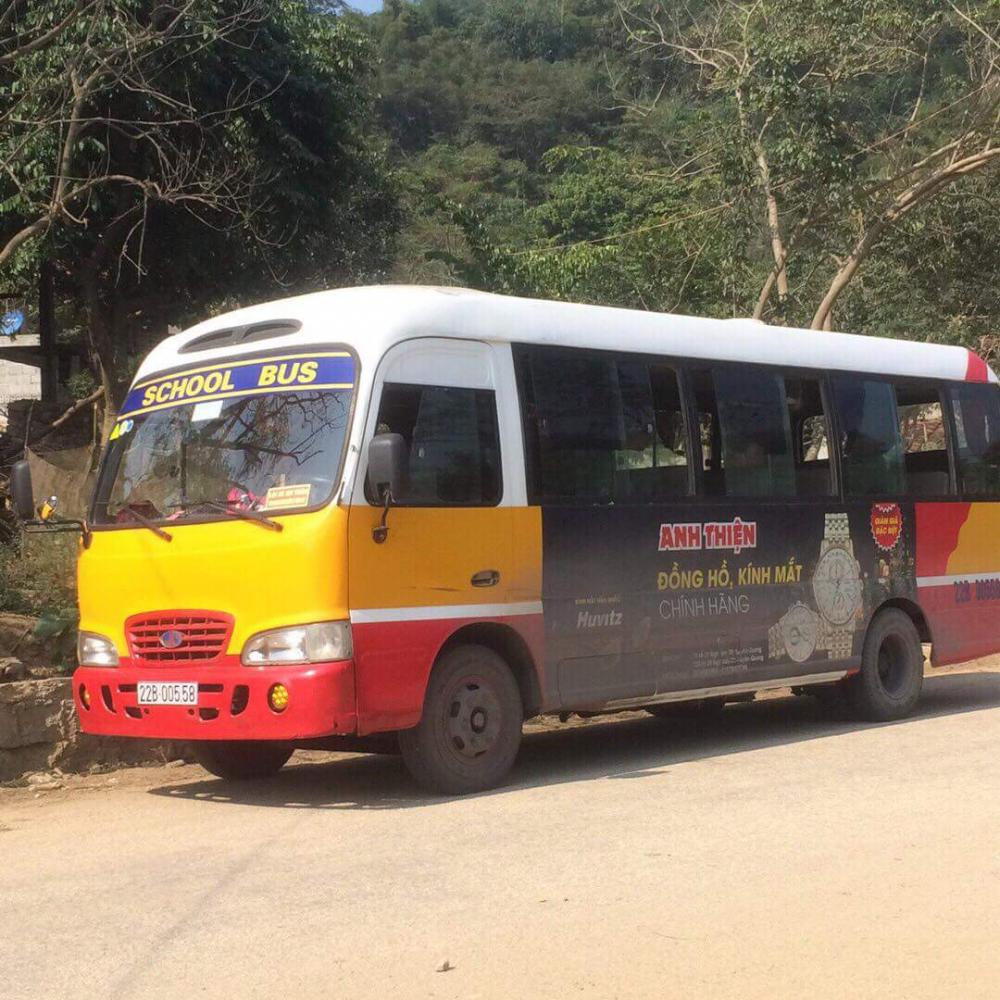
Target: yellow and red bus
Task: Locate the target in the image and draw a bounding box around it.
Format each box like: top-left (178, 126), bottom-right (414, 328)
top-left (12, 286), bottom-right (1000, 793)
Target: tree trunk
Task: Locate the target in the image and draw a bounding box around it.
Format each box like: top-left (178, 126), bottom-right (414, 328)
top-left (811, 147), bottom-right (1000, 330)
top-left (755, 145), bottom-right (788, 304)
top-left (81, 269), bottom-right (124, 444)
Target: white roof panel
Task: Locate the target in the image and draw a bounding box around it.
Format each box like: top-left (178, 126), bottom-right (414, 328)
top-left (134, 285), bottom-right (996, 386)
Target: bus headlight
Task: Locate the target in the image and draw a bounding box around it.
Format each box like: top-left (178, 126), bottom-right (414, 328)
top-left (78, 631), bottom-right (120, 667)
top-left (241, 621), bottom-right (352, 666)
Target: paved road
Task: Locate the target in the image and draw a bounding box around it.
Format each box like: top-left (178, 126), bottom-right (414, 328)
top-left (3, 667), bottom-right (999, 1000)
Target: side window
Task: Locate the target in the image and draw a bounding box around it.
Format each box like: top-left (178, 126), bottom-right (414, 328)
top-left (518, 348), bottom-right (620, 504)
top-left (689, 369), bottom-right (723, 496)
top-left (371, 383), bottom-right (501, 505)
top-left (895, 383), bottom-right (952, 496)
top-left (613, 361), bottom-right (690, 502)
top-left (831, 377), bottom-right (905, 496)
top-left (948, 383), bottom-right (1000, 497)
top-left (786, 377), bottom-right (834, 496)
top-left (515, 347), bottom-right (690, 504)
top-left (691, 367), bottom-right (796, 497)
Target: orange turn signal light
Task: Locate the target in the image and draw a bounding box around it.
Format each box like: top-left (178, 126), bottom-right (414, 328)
top-left (268, 683), bottom-right (289, 713)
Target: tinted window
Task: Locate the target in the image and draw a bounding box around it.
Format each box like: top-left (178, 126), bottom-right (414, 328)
top-left (831, 377), bottom-right (904, 496)
top-left (948, 383), bottom-right (1000, 496)
top-left (515, 347), bottom-right (690, 504)
top-left (787, 377), bottom-right (833, 496)
top-left (614, 361), bottom-right (690, 502)
top-left (689, 370), bottom-right (724, 496)
top-left (691, 367), bottom-right (795, 496)
top-left (372, 383), bottom-right (501, 505)
top-left (895, 383), bottom-right (952, 496)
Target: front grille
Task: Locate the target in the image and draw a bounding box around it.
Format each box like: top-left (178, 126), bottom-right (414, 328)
top-left (126, 611), bottom-right (234, 664)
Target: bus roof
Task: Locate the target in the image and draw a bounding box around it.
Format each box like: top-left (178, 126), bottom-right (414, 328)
top-left (137, 285), bottom-right (997, 386)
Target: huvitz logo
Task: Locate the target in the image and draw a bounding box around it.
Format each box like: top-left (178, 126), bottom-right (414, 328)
top-left (658, 517), bottom-right (757, 555)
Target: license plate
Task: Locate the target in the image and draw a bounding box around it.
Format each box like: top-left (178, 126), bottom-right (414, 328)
top-left (137, 681), bottom-right (198, 706)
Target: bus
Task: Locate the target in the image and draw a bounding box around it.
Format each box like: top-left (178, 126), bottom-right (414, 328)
top-left (11, 286), bottom-right (1000, 794)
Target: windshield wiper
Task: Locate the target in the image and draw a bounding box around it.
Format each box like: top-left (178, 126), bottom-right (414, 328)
top-left (118, 506), bottom-right (173, 542)
top-left (171, 499), bottom-right (283, 532)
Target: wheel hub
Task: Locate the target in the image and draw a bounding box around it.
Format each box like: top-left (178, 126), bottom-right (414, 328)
top-left (446, 680), bottom-right (501, 759)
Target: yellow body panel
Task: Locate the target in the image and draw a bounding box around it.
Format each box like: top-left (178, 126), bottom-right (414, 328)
top-left (946, 503), bottom-right (1000, 576)
top-left (347, 505), bottom-right (542, 610)
top-left (78, 507), bottom-right (349, 655)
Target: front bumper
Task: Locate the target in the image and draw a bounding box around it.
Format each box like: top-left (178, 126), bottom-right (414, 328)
top-left (74, 659), bottom-right (357, 741)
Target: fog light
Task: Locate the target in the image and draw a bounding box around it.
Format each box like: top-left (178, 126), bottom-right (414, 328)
top-left (79, 684), bottom-right (91, 710)
top-left (268, 683), bottom-right (289, 713)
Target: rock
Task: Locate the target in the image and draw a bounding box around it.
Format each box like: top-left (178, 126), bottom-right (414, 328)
top-left (0, 658), bottom-right (29, 683)
top-left (27, 773), bottom-right (62, 789)
top-left (0, 676), bottom-right (188, 781)
top-left (436, 960), bottom-right (454, 973)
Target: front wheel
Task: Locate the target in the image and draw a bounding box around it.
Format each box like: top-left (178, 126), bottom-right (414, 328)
top-left (846, 609), bottom-right (923, 722)
top-left (399, 645), bottom-right (523, 795)
top-left (190, 740), bottom-right (292, 780)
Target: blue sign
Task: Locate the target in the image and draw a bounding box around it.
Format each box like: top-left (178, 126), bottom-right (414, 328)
top-left (1, 310), bottom-right (24, 337)
top-left (118, 352), bottom-right (356, 418)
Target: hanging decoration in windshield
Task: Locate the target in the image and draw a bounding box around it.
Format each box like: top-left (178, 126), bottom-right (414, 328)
top-left (118, 352), bottom-right (355, 418)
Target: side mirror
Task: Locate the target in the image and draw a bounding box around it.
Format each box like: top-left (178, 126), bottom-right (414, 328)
top-left (367, 432), bottom-right (407, 503)
top-left (367, 433), bottom-right (407, 544)
top-left (9, 460), bottom-right (35, 522)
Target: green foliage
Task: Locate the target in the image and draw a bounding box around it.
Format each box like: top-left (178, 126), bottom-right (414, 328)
top-left (65, 370), bottom-right (99, 402)
top-left (378, 0), bottom-right (999, 341)
top-left (0, 534), bottom-right (78, 622)
top-left (1, 1), bottom-right (399, 407)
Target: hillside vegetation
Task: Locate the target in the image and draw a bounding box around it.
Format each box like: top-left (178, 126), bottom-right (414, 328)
top-left (371, 0), bottom-right (1000, 351)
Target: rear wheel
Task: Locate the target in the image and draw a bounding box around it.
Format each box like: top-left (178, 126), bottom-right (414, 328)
top-left (190, 740), bottom-right (292, 780)
top-left (399, 645), bottom-right (523, 795)
top-left (846, 609), bottom-right (923, 721)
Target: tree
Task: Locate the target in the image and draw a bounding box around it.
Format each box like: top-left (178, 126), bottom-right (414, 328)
top-left (1, 1), bottom-right (397, 438)
top-left (616, 0), bottom-right (1000, 329)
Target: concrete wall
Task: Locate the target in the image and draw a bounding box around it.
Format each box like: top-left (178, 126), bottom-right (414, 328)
top-left (0, 678), bottom-right (183, 782)
top-left (0, 359), bottom-right (42, 432)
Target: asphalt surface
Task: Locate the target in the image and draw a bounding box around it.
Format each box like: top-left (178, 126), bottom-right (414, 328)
top-left (3, 666), bottom-right (999, 1000)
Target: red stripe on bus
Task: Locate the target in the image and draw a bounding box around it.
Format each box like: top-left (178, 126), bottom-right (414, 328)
top-left (965, 351), bottom-right (989, 382)
top-left (351, 612), bottom-right (546, 735)
top-left (915, 502), bottom-right (971, 577)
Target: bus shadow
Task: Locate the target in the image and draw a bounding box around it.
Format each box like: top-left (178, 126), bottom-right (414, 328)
top-left (148, 669), bottom-right (1000, 811)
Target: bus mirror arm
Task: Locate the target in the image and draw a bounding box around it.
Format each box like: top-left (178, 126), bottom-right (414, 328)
top-left (367, 433), bottom-right (407, 544)
top-left (373, 490), bottom-right (392, 544)
top-left (9, 461), bottom-right (92, 548)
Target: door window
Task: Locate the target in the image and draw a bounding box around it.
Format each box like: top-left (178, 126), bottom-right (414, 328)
top-left (371, 383), bottom-right (501, 505)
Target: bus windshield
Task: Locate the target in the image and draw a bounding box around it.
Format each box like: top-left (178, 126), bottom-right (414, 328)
top-left (92, 388), bottom-right (354, 526)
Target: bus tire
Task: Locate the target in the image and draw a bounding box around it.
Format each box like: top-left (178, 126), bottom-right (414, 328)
top-left (846, 609), bottom-right (923, 722)
top-left (190, 740), bottom-right (292, 780)
top-left (646, 697), bottom-right (725, 721)
top-left (399, 644), bottom-right (523, 796)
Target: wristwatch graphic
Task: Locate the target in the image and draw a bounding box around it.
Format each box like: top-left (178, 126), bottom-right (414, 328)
top-left (768, 601), bottom-right (821, 663)
top-left (812, 513), bottom-right (863, 660)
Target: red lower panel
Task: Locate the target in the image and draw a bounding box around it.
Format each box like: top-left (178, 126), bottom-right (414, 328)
top-left (915, 503), bottom-right (971, 578)
top-left (351, 613), bottom-right (546, 735)
top-left (74, 659), bottom-right (356, 741)
top-left (917, 583), bottom-right (998, 665)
